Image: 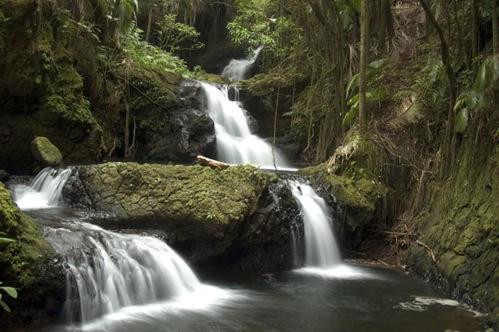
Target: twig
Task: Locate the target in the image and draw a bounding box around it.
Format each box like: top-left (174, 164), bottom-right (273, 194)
top-left (417, 240), bottom-right (436, 262)
top-left (384, 231), bottom-right (417, 236)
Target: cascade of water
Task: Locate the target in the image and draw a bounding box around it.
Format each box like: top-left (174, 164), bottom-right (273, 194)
top-left (290, 181), bottom-right (341, 268)
top-left (201, 47), bottom-right (291, 170)
top-left (221, 46), bottom-right (263, 82)
top-left (201, 83), bottom-right (288, 168)
top-left (46, 222), bottom-right (205, 323)
top-left (12, 167), bottom-right (71, 210)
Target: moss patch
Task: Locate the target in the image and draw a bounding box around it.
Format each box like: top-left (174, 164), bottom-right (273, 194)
top-left (80, 163), bottom-right (271, 227)
top-left (30, 137), bottom-right (63, 167)
top-left (0, 183), bottom-right (51, 287)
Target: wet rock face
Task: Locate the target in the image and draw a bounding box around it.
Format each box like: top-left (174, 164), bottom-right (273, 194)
top-left (223, 179), bottom-right (303, 273)
top-left (143, 107), bottom-right (216, 163)
top-left (0, 169), bottom-right (9, 182)
top-left (135, 81), bottom-right (216, 164)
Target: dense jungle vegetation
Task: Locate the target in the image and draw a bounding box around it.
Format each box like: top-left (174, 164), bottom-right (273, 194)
top-left (0, 0), bottom-right (497, 330)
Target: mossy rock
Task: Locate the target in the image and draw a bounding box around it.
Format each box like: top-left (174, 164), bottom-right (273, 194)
top-left (71, 163), bottom-right (272, 260)
top-left (31, 137), bottom-right (63, 167)
top-left (302, 163), bottom-right (387, 240)
top-left (0, 183), bottom-right (64, 322)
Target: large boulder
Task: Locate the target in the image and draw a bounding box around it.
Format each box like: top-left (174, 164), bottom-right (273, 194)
top-left (0, 183), bottom-right (64, 324)
top-left (30, 137), bottom-right (63, 168)
top-left (69, 163), bottom-right (270, 261)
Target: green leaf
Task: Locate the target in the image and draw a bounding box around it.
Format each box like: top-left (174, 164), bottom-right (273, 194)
top-left (1, 287), bottom-right (17, 299)
top-left (454, 108), bottom-right (469, 134)
top-left (0, 237), bottom-right (15, 245)
top-left (346, 74), bottom-right (359, 97)
top-left (342, 106), bottom-right (359, 128)
top-left (368, 58), bottom-right (389, 70)
top-left (0, 300), bottom-right (10, 312)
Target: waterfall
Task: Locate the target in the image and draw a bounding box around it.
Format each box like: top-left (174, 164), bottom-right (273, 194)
top-left (46, 223), bottom-right (206, 323)
top-left (290, 181), bottom-right (367, 278)
top-left (290, 181), bottom-right (341, 268)
top-left (202, 47), bottom-right (291, 170)
top-left (12, 167), bottom-right (71, 210)
top-left (201, 83), bottom-right (288, 168)
top-left (221, 46), bottom-right (263, 82)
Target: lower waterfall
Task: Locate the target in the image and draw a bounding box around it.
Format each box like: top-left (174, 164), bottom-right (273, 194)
top-left (290, 181), bottom-right (366, 278)
top-left (46, 222), bottom-right (225, 323)
top-left (11, 169), bottom-right (238, 327)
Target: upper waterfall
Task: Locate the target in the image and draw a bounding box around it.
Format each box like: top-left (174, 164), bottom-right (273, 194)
top-left (12, 167), bottom-right (71, 210)
top-left (221, 46), bottom-right (263, 82)
top-left (201, 83), bottom-right (289, 169)
top-left (201, 48), bottom-right (292, 170)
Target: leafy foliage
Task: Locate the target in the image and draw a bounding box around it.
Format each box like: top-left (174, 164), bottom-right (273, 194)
top-left (157, 14), bottom-right (203, 54)
top-left (227, 0), bottom-right (301, 61)
top-left (0, 281), bottom-right (17, 313)
top-left (124, 28), bottom-right (191, 76)
top-left (343, 59), bottom-right (390, 128)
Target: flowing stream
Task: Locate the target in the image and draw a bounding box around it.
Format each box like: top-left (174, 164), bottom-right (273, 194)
top-left (201, 48), bottom-right (291, 170)
top-left (9, 173), bottom-right (480, 331)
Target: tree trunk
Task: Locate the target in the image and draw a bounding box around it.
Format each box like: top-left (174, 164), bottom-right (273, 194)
top-left (107, 0), bottom-right (122, 45)
top-left (472, 0), bottom-right (479, 60)
top-left (493, 0), bottom-right (499, 54)
top-left (124, 98), bottom-right (130, 159)
top-left (145, 6), bottom-right (153, 43)
top-left (359, 0), bottom-right (369, 134)
top-left (419, 0), bottom-right (458, 177)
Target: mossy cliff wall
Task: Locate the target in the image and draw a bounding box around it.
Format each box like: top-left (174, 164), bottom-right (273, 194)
top-left (0, 1), bottom-right (104, 173)
top-left (408, 141), bottom-right (499, 319)
top-left (0, 183), bottom-right (64, 323)
top-left (0, 1), bottom-right (215, 174)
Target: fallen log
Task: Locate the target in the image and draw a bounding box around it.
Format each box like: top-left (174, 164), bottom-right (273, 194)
top-left (196, 155), bottom-right (230, 170)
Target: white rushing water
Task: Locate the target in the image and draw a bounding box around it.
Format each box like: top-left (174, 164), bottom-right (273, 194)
top-left (290, 181), bottom-right (341, 268)
top-left (221, 46), bottom-right (263, 82)
top-left (45, 223), bottom-right (234, 324)
top-left (290, 181), bottom-right (366, 279)
top-left (13, 167), bottom-right (71, 210)
top-left (202, 48), bottom-right (291, 170)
